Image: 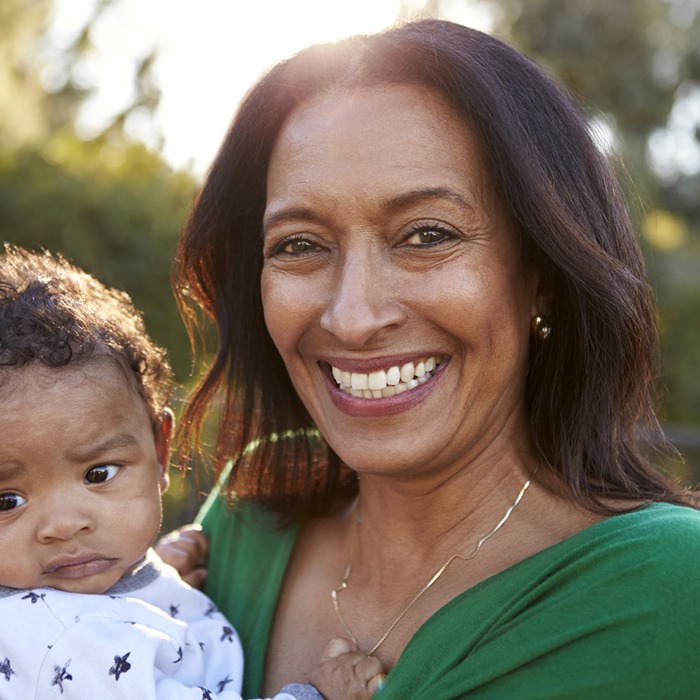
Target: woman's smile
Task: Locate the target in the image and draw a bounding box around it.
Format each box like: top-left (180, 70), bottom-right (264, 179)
top-left (320, 356), bottom-right (449, 418)
top-left (328, 356), bottom-right (444, 398)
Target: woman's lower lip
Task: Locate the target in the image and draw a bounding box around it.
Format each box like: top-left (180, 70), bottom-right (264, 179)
top-left (46, 559), bottom-right (116, 580)
top-left (325, 365), bottom-right (444, 417)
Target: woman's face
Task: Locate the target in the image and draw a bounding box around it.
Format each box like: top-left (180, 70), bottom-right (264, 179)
top-left (262, 85), bottom-right (540, 480)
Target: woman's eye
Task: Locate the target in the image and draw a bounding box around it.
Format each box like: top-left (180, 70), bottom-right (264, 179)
top-left (268, 236), bottom-right (319, 257)
top-left (285, 238), bottom-right (316, 254)
top-left (84, 465), bottom-right (121, 485)
top-left (0, 493), bottom-right (27, 511)
top-left (403, 226), bottom-right (456, 246)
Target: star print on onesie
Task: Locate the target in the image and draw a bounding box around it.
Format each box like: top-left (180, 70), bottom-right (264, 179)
top-left (109, 652), bottom-right (132, 681)
top-left (21, 591), bottom-right (45, 604)
top-left (51, 662), bottom-right (73, 692)
top-left (0, 657), bottom-right (15, 682)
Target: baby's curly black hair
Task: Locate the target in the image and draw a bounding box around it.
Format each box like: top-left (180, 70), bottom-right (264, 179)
top-left (0, 245), bottom-right (172, 421)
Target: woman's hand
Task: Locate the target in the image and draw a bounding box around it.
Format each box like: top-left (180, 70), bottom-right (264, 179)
top-left (310, 637), bottom-right (386, 699)
top-left (155, 524), bottom-right (209, 589)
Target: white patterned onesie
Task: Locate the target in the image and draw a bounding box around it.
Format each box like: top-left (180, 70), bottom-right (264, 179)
top-left (0, 549), bottom-right (320, 699)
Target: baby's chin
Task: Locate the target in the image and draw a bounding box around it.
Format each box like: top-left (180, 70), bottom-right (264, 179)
top-left (1, 576), bottom-right (116, 594)
top-left (44, 577), bottom-right (119, 595)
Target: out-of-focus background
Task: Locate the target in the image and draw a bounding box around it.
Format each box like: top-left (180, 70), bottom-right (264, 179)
top-left (2, 0), bottom-right (699, 529)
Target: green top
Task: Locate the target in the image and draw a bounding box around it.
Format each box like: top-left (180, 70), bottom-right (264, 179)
top-left (198, 497), bottom-right (700, 699)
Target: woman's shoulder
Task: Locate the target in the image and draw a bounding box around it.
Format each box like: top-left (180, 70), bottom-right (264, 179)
top-left (196, 494), bottom-right (301, 695)
top-left (446, 501), bottom-right (700, 636)
top-left (575, 501), bottom-right (700, 562)
top-left (618, 499), bottom-right (700, 530)
top-left (196, 492), bottom-right (299, 603)
top-left (530, 501), bottom-right (700, 591)
top-left (386, 503), bottom-right (700, 698)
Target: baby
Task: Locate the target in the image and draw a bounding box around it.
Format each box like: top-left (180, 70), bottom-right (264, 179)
top-left (0, 246), bottom-right (382, 699)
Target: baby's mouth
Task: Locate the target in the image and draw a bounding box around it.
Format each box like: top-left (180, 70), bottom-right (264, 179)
top-left (329, 356), bottom-right (443, 399)
top-left (44, 555), bottom-right (116, 579)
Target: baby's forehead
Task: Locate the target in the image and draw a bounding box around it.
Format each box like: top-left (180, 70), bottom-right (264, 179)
top-left (0, 356), bottom-right (148, 409)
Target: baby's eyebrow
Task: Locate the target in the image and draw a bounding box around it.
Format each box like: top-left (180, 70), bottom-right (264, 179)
top-left (65, 433), bottom-right (139, 462)
top-left (0, 462), bottom-right (24, 482)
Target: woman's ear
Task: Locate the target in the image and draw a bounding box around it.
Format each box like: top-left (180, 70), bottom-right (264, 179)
top-left (154, 408), bottom-right (174, 493)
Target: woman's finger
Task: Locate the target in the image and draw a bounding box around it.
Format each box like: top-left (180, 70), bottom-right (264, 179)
top-left (181, 567), bottom-right (208, 589)
top-left (155, 525), bottom-right (210, 576)
top-left (367, 673), bottom-right (387, 696)
top-left (354, 655), bottom-right (385, 684)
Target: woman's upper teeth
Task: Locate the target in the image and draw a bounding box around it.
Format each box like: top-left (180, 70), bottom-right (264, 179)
top-left (331, 357), bottom-right (440, 396)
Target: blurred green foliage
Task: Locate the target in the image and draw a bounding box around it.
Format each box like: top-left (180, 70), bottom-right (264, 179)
top-left (0, 136), bottom-right (197, 379)
top-left (0, 0), bottom-right (198, 378)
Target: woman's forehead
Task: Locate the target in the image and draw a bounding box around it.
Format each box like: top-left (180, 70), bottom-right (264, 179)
top-left (273, 84), bottom-right (476, 156)
top-left (265, 84), bottom-right (494, 213)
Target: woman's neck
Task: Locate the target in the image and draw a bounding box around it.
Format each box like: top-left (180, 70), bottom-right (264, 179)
top-left (348, 452), bottom-right (539, 577)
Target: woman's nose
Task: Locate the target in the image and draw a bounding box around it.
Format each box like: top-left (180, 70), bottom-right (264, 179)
top-left (320, 252), bottom-right (406, 346)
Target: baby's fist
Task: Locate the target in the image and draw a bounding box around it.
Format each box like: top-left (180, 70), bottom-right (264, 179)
top-left (310, 637), bottom-right (386, 699)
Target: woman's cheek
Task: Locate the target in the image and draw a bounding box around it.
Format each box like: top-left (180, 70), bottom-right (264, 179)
top-left (262, 273), bottom-right (308, 352)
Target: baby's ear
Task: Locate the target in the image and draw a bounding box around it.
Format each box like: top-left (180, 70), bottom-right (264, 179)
top-left (155, 408), bottom-right (174, 493)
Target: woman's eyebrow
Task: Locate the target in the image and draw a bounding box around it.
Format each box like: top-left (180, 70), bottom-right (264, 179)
top-left (262, 206), bottom-right (319, 234)
top-left (263, 188), bottom-right (476, 233)
top-left (65, 433), bottom-right (139, 462)
top-left (383, 187), bottom-right (476, 213)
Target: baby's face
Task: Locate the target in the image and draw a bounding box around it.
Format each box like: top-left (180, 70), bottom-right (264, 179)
top-left (0, 360), bottom-right (170, 594)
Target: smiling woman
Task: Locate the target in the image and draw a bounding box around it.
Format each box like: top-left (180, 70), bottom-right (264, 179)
top-left (261, 84), bottom-right (538, 461)
top-left (170, 18), bottom-right (700, 700)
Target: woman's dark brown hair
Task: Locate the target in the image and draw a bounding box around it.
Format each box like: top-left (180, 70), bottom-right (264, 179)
top-left (175, 19), bottom-right (691, 521)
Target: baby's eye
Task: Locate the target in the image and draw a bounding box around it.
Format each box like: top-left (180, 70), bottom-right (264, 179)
top-left (84, 465), bottom-right (121, 485)
top-left (0, 493), bottom-right (27, 511)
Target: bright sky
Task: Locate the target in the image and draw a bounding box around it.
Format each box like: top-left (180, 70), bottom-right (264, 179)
top-left (48, 0), bottom-right (491, 175)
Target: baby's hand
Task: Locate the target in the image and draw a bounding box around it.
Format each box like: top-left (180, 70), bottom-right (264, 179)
top-left (155, 524), bottom-right (209, 589)
top-left (310, 637), bottom-right (386, 699)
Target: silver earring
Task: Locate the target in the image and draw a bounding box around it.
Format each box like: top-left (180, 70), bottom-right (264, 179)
top-left (531, 316), bottom-right (552, 341)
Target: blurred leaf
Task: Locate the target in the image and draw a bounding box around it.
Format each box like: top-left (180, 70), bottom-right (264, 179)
top-left (0, 132), bottom-right (198, 380)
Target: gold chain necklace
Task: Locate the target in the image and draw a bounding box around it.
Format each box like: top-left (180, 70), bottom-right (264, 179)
top-left (331, 471), bottom-right (535, 656)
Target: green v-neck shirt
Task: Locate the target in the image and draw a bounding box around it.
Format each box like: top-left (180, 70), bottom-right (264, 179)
top-left (198, 497), bottom-right (700, 699)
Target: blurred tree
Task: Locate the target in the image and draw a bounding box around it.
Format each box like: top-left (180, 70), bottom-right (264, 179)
top-left (488, 0), bottom-right (700, 224)
top-left (0, 137), bottom-right (197, 378)
top-left (0, 0), bottom-right (198, 380)
top-left (0, 0), bottom-right (52, 147)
